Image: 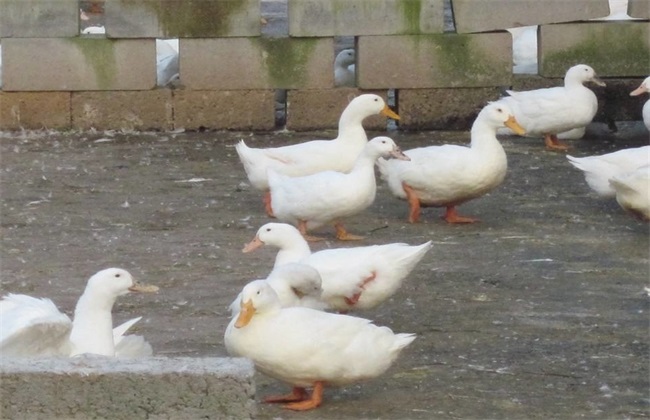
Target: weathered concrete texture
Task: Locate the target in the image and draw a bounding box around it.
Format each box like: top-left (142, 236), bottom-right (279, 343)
top-left (628, 0), bottom-right (650, 19)
top-left (0, 0), bottom-right (79, 38)
top-left (357, 33), bottom-right (512, 89)
top-left (173, 89), bottom-right (276, 131)
top-left (0, 356), bottom-right (257, 419)
top-left (451, 0), bottom-right (610, 33)
top-left (397, 87), bottom-right (502, 130)
top-left (286, 88), bottom-right (393, 131)
top-left (2, 38), bottom-right (157, 91)
top-left (539, 22), bottom-right (650, 78)
top-left (71, 90), bottom-right (173, 131)
top-left (180, 37), bottom-right (334, 90)
top-left (0, 92), bottom-right (71, 130)
top-left (288, 0), bottom-right (445, 36)
top-left (105, 0), bottom-right (261, 38)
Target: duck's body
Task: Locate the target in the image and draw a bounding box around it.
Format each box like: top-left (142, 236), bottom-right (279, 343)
top-left (242, 223), bottom-right (432, 311)
top-left (501, 64), bottom-right (605, 150)
top-left (269, 137), bottom-right (409, 240)
top-left (567, 146), bottom-right (650, 198)
top-left (630, 76), bottom-right (650, 131)
top-left (378, 101), bottom-right (525, 223)
top-left (224, 280), bottom-right (415, 410)
top-left (334, 49), bottom-right (356, 87)
top-left (229, 263), bottom-right (326, 315)
top-left (610, 165), bottom-right (650, 222)
top-left (236, 94), bottom-right (399, 192)
top-left (0, 268), bottom-right (158, 358)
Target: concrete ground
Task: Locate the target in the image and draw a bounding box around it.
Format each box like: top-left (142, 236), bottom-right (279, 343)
top-left (0, 124), bottom-right (648, 419)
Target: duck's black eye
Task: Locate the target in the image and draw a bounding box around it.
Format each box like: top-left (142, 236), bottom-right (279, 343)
top-left (115, 274), bottom-right (121, 278)
top-left (497, 108), bottom-right (502, 113)
top-left (266, 228), bottom-right (271, 232)
top-left (256, 290), bottom-right (261, 295)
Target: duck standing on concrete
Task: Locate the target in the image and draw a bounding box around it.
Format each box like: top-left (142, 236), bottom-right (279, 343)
top-left (630, 76), bottom-right (650, 131)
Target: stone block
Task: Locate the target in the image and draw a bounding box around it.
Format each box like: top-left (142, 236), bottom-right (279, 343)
top-left (0, 356), bottom-right (256, 420)
top-left (0, 92), bottom-right (71, 130)
top-left (105, 0), bottom-right (260, 38)
top-left (398, 87), bottom-right (502, 130)
top-left (451, 0), bottom-right (610, 33)
top-left (71, 90), bottom-right (173, 130)
top-left (180, 37), bottom-right (334, 90)
top-left (0, 0), bottom-right (79, 38)
top-left (2, 38), bottom-right (156, 91)
top-left (173, 89), bottom-right (276, 131)
top-left (288, 0), bottom-right (445, 36)
top-left (628, 0), bottom-right (650, 19)
top-left (539, 22), bottom-right (650, 77)
top-left (286, 89), bottom-right (393, 131)
top-left (357, 33), bottom-right (512, 89)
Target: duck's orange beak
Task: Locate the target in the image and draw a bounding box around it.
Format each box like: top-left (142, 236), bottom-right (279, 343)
top-left (235, 299), bottom-right (255, 328)
top-left (128, 281), bottom-right (159, 293)
top-left (381, 104), bottom-right (400, 120)
top-left (505, 115), bottom-right (526, 136)
top-left (242, 236), bottom-right (263, 253)
top-left (630, 84), bottom-right (648, 96)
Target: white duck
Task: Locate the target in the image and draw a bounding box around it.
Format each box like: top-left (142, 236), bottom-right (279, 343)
top-left (242, 222), bottom-right (432, 311)
top-left (228, 263), bottom-right (326, 315)
top-left (630, 76), bottom-right (650, 131)
top-left (567, 146), bottom-right (650, 198)
top-left (377, 101), bottom-right (525, 224)
top-left (236, 94), bottom-right (400, 216)
top-left (269, 136), bottom-right (409, 240)
top-left (334, 48), bottom-right (355, 87)
top-left (501, 64), bottom-right (605, 151)
top-left (224, 280), bottom-right (416, 411)
top-left (610, 165), bottom-right (650, 222)
top-left (0, 268), bottom-right (159, 358)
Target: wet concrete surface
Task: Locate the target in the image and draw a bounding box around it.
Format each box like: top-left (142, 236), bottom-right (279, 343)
top-left (1, 125), bottom-right (648, 419)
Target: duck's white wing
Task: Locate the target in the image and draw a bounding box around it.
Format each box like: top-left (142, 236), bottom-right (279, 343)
top-left (113, 316), bottom-right (153, 358)
top-left (0, 294), bottom-right (72, 357)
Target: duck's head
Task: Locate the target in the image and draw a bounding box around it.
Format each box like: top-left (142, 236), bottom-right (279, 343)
top-left (347, 94), bottom-right (400, 121)
top-left (335, 48), bottom-right (355, 68)
top-left (367, 136), bottom-right (410, 161)
top-left (242, 222), bottom-right (301, 252)
top-left (267, 263), bottom-right (323, 299)
top-left (235, 280), bottom-right (280, 328)
top-left (630, 76), bottom-right (650, 97)
top-left (481, 101), bottom-right (526, 135)
top-left (566, 64), bottom-right (606, 87)
top-left (85, 268), bottom-right (159, 298)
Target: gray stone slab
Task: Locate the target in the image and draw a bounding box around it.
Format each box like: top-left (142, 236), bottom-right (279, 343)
top-left (628, 0), bottom-right (650, 19)
top-left (0, 356), bottom-right (256, 419)
top-left (0, 0), bottom-right (79, 38)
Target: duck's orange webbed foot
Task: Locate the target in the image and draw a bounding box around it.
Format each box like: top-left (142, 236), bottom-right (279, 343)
top-left (335, 222), bottom-right (364, 241)
top-left (263, 192), bottom-right (275, 218)
top-left (544, 134), bottom-right (570, 152)
top-left (444, 206), bottom-right (478, 224)
top-left (298, 220), bottom-right (326, 242)
top-left (283, 382), bottom-right (324, 411)
top-left (402, 183), bottom-right (421, 223)
top-left (265, 387), bottom-right (308, 404)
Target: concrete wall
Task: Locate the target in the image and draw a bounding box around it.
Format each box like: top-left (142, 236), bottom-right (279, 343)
top-left (0, 0), bottom-right (648, 131)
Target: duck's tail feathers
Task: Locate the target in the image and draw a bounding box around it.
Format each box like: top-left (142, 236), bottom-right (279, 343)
top-left (394, 333), bottom-right (416, 351)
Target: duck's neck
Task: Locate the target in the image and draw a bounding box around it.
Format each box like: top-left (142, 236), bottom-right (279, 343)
top-left (273, 236), bottom-right (312, 268)
top-left (69, 289), bottom-right (117, 356)
top-left (564, 74), bottom-right (586, 89)
top-left (337, 108), bottom-right (370, 142)
top-left (470, 120), bottom-right (502, 153)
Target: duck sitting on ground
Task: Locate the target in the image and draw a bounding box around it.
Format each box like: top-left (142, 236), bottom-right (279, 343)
top-left (242, 222), bottom-right (432, 312)
top-left (235, 94), bottom-right (399, 216)
top-left (500, 64), bottom-right (605, 151)
top-left (268, 136), bottom-right (409, 240)
top-left (610, 165), bottom-right (650, 222)
top-left (224, 280), bottom-right (416, 411)
top-left (0, 268), bottom-right (159, 358)
top-left (377, 101), bottom-right (525, 224)
top-left (567, 146), bottom-right (650, 198)
top-left (630, 76), bottom-right (650, 131)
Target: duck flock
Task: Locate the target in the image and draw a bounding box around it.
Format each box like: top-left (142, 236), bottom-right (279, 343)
top-left (1, 65), bottom-right (649, 412)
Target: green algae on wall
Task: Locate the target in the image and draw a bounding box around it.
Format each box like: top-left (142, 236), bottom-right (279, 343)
top-left (542, 24), bottom-right (650, 77)
top-left (66, 38), bottom-right (117, 89)
top-left (398, 0), bottom-right (422, 34)
top-left (254, 38), bottom-right (319, 88)
top-left (119, 0), bottom-right (247, 37)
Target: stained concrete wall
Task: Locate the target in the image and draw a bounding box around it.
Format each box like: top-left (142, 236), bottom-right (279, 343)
top-left (0, 0), bottom-right (648, 131)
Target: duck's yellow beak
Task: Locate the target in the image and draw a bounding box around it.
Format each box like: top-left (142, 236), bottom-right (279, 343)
top-left (242, 236), bottom-right (263, 253)
top-left (630, 84), bottom-right (648, 97)
top-left (128, 281), bottom-right (159, 293)
top-left (381, 104), bottom-right (400, 120)
top-left (235, 299), bottom-right (255, 328)
top-left (505, 115), bottom-right (526, 136)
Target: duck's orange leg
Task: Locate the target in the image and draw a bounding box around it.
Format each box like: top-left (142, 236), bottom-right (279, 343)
top-left (264, 387), bottom-right (309, 404)
top-left (263, 192), bottom-right (275, 218)
top-left (402, 183), bottom-right (421, 223)
top-left (444, 206), bottom-right (478, 224)
top-left (544, 134), bottom-right (570, 151)
top-left (335, 222), bottom-right (364, 241)
top-left (284, 382), bottom-right (324, 411)
top-left (298, 220), bottom-right (326, 242)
